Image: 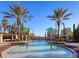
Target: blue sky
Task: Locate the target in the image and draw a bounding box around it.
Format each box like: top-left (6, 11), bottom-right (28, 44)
top-left (0, 1), bottom-right (79, 36)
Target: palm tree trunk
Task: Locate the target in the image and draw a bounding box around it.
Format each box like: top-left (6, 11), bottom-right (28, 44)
top-left (0, 26), bottom-right (2, 32)
top-left (62, 22), bottom-right (65, 36)
top-left (17, 16), bottom-right (21, 41)
top-left (57, 21), bottom-right (60, 42)
top-left (64, 25), bottom-right (65, 35)
top-left (4, 28), bottom-right (6, 33)
top-left (18, 24), bottom-right (20, 41)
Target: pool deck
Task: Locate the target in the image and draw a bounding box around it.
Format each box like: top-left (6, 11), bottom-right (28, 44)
top-left (0, 42), bottom-right (14, 57)
top-left (65, 43), bottom-right (79, 58)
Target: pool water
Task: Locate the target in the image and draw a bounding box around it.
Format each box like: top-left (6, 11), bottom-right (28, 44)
top-left (7, 40), bottom-right (76, 58)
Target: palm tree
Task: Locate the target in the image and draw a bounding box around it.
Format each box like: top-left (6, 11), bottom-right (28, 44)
top-left (27, 26), bottom-right (30, 34)
top-left (2, 3), bottom-right (32, 40)
top-left (47, 27), bottom-right (57, 41)
top-left (20, 23), bottom-right (25, 40)
top-left (30, 32), bottom-right (35, 40)
top-left (47, 27), bottom-right (53, 40)
top-left (12, 22), bottom-right (17, 33)
top-left (27, 26), bottom-right (30, 40)
top-left (7, 25), bottom-right (12, 33)
top-left (20, 23), bottom-right (25, 33)
top-left (2, 19), bottom-right (8, 33)
top-left (26, 26), bottom-right (31, 40)
top-left (62, 22), bottom-right (65, 36)
top-left (48, 8), bottom-right (72, 41)
top-left (0, 24), bottom-right (2, 32)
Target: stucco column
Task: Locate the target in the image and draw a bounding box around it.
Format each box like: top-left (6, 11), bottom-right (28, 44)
top-left (26, 35), bottom-right (27, 41)
top-left (0, 34), bottom-right (3, 43)
top-left (16, 35), bottom-right (18, 39)
top-left (22, 35), bottom-right (23, 40)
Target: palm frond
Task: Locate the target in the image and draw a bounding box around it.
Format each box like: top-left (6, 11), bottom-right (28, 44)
top-left (62, 9), bottom-right (68, 17)
top-left (3, 15), bottom-right (14, 18)
top-left (47, 15), bottom-right (56, 20)
top-left (62, 18), bottom-right (70, 20)
top-left (63, 13), bottom-right (72, 18)
top-left (1, 12), bottom-right (12, 15)
top-left (47, 15), bottom-right (53, 18)
top-left (53, 9), bottom-right (58, 18)
top-left (9, 5), bottom-right (17, 15)
top-left (28, 15), bottom-right (33, 19)
top-left (61, 22), bottom-right (65, 26)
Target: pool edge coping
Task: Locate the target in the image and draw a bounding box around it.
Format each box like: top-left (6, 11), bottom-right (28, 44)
top-left (62, 44), bottom-right (78, 58)
top-left (1, 43), bottom-right (77, 58)
top-left (1, 45), bottom-right (18, 58)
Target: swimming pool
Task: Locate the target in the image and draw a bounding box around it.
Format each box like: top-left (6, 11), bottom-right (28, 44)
top-left (6, 40), bottom-right (77, 58)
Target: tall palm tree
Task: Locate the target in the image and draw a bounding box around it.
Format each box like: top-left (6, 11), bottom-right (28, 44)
top-left (2, 3), bottom-right (31, 40)
top-left (48, 8), bottom-right (72, 41)
top-left (2, 19), bottom-right (8, 33)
